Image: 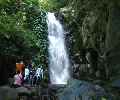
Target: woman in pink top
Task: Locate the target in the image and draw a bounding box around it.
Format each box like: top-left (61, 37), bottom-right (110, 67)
top-left (10, 70), bottom-right (22, 88)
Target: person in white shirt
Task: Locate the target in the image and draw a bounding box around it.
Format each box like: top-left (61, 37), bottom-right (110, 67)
top-left (36, 66), bottom-right (43, 85)
top-left (24, 65), bottom-right (29, 85)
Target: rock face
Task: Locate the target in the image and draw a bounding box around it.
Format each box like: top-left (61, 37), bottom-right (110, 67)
top-left (58, 0), bottom-right (120, 81)
top-left (106, 1), bottom-right (120, 77)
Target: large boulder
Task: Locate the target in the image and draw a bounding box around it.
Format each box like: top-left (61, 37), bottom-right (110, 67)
top-left (58, 78), bottom-right (120, 100)
top-left (16, 86), bottom-right (31, 96)
top-left (0, 85), bottom-right (40, 100)
top-left (0, 86), bottom-right (19, 100)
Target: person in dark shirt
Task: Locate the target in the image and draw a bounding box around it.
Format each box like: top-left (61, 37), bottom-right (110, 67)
top-left (29, 63), bottom-right (36, 86)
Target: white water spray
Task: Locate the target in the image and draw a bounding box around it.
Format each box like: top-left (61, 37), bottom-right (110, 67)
top-left (46, 12), bottom-right (70, 84)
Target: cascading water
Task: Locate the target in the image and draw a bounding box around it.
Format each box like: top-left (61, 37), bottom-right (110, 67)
top-left (46, 12), bottom-right (70, 84)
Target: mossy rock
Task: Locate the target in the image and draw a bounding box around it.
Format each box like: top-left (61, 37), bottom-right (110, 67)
top-left (106, 87), bottom-right (120, 98)
top-left (106, 52), bottom-right (120, 76)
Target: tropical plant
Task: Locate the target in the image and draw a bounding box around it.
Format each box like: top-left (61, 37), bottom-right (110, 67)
top-left (0, 0), bottom-right (44, 85)
top-left (25, 5), bottom-right (48, 66)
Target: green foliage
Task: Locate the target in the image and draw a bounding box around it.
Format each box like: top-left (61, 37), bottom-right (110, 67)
top-left (43, 68), bottom-right (49, 80)
top-left (39, 0), bottom-right (72, 12)
top-left (3, 0), bottom-right (21, 15)
top-left (0, 0), bottom-right (43, 85)
top-left (106, 76), bottom-right (117, 86)
top-left (25, 6), bottom-right (48, 66)
top-left (102, 98), bottom-right (106, 100)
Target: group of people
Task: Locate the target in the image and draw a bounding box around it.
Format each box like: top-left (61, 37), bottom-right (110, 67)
top-left (11, 61), bottom-right (44, 88)
top-left (25, 63), bottom-right (43, 86)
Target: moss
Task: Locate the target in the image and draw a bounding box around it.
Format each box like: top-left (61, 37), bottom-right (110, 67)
top-left (105, 76), bottom-right (117, 86)
top-left (106, 87), bottom-right (120, 98)
top-left (73, 31), bottom-right (83, 52)
top-left (55, 93), bottom-right (59, 100)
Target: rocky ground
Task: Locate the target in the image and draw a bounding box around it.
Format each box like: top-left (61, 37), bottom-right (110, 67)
top-left (0, 78), bottom-right (120, 100)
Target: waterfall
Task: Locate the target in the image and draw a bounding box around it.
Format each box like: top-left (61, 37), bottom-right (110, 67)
top-left (46, 12), bottom-right (70, 84)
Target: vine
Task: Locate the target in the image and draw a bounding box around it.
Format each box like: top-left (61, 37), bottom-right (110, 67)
top-left (25, 6), bottom-right (48, 67)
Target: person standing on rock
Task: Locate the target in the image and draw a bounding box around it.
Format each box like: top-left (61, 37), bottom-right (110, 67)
top-left (29, 63), bottom-right (36, 86)
top-left (40, 66), bottom-right (43, 83)
top-left (24, 65), bottom-right (29, 85)
top-left (16, 60), bottom-right (25, 74)
top-left (36, 66), bottom-right (43, 85)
